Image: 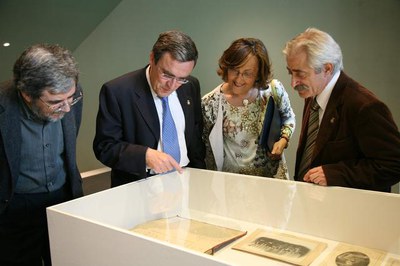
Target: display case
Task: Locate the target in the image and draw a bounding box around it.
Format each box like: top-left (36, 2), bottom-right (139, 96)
top-left (47, 168), bottom-right (400, 265)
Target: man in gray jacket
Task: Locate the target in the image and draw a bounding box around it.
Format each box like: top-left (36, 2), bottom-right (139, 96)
top-left (0, 44), bottom-right (83, 265)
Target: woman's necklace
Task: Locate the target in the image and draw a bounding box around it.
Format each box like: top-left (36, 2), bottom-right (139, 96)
top-left (242, 88), bottom-right (258, 107)
top-left (221, 84), bottom-right (259, 107)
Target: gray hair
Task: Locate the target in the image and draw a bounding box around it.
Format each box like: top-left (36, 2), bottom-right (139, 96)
top-left (283, 28), bottom-right (343, 73)
top-left (13, 44), bottom-right (79, 99)
top-left (152, 30), bottom-right (198, 65)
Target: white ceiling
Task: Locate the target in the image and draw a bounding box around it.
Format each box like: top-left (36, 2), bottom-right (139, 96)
top-left (0, 0), bottom-right (121, 81)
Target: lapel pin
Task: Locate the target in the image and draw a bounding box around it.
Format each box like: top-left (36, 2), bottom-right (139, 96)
top-left (330, 117), bottom-right (335, 123)
top-left (187, 99), bottom-right (191, 105)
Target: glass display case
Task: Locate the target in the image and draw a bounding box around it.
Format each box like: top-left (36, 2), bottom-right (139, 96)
top-left (47, 168), bottom-right (400, 265)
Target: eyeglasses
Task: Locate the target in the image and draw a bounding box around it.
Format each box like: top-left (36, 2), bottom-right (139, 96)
top-left (228, 69), bottom-right (257, 81)
top-left (40, 91), bottom-right (83, 113)
top-left (160, 71), bottom-right (189, 84)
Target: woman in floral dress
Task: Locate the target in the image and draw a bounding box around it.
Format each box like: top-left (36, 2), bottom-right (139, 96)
top-left (202, 38), bottom-right (295, 178)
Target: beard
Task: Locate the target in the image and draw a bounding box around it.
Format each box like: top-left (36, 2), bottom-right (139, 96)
top-left (30, 102), bottom-right (65, 122)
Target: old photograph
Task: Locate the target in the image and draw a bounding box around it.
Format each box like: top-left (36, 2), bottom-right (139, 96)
top-left (232, 229), bottom-right (327, 265)
top-left (320, 243), bottom-right (386, 265)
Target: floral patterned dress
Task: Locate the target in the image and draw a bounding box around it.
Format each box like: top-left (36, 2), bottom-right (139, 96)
top-left (201, 79), bottom-right (295, 179)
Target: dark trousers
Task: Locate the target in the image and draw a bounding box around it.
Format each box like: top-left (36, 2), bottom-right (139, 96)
top-left (0, 186), bottom-right (71, 266)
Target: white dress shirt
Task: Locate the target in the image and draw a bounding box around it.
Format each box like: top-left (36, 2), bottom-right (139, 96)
top-left (315, 70), bottom-right (340, 125)
top-left (146, 66), bottom-right (189, 167)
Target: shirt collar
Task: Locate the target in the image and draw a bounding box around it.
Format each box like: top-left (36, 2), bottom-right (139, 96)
top-left (146, 65), bottom-right (157, 98)
top-left (316, 70), bottom-right (340, 111)
top-left (18, 92), bottom-right (51, 124)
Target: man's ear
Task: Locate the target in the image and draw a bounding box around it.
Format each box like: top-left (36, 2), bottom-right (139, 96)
top-left (149, 51), bottom-right (155, 65)
top-left (324, 63), bottom-right (334, 76)
top-left (20, 91), bottom-right (32, 103)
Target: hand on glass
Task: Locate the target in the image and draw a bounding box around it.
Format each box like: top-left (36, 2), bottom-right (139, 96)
top-left (145, 148), bottom-right (183, 174)
top-left (303, 166), bottom-right (327, 186)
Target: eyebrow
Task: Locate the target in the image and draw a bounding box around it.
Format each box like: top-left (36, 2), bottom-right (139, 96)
top-left (161, 68), bottom-right (188, 79)
top-left (286, 67), bottom-right (307, 74)
top-left (232, 66), bottom-right (257, 72)
top-left (47, 96), bottom-right (73, 104)
top-left (46, 89), bottom-right (77, 104)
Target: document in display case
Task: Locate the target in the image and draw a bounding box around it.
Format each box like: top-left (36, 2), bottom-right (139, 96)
top-left (233, 228), bottom-right (327, 266)
top-left (320, 242), bottom-right (386, 265)
top-left (131, 215), bottom-right (247, 255)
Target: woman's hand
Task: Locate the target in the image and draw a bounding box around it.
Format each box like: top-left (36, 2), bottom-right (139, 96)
top-left (267, 137), bottom-right (287, 160)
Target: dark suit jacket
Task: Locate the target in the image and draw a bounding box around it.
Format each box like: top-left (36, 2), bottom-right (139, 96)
top-left (0, 81), bottom-right (83, 214)
top-left (93, 67), bottom-right (206, 186)
top-left (294, 72), bottom-right (400, 192)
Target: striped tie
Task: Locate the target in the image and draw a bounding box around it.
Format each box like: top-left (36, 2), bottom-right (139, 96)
top-left (161, 97), bottom-right (180, 163)
top-left (298, 98), bottom-right (320, 180)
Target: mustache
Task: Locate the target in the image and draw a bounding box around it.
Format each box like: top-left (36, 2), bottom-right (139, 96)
top-left (294, 84), bottom-right (308, 92)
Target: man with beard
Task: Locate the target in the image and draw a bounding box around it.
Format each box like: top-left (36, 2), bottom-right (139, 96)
top-left (283, 28), bottom-right (400, 192)
top-left (93, 30), bottom-right (205, 187)
top-left (0, 44), bottom-right (83, 265)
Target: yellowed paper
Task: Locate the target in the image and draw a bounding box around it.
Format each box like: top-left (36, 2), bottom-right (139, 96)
top-left (130, 216), bottom-right (246, 255)
top-left (386, 257), bottom-right (400, 266)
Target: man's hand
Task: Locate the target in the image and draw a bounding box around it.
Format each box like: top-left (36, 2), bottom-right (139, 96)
top-left (145, 148), bottom-right (183, 174)
top-left (303, 166), bottom-right (327, 186)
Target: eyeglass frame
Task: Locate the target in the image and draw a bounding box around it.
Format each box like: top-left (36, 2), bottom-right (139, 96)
top-left (227, 68), bottom-right (257, 81)
top-left (158, 67), bottom-right (189, 84)
top-left (39, 90), bottom-right (83, 113)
